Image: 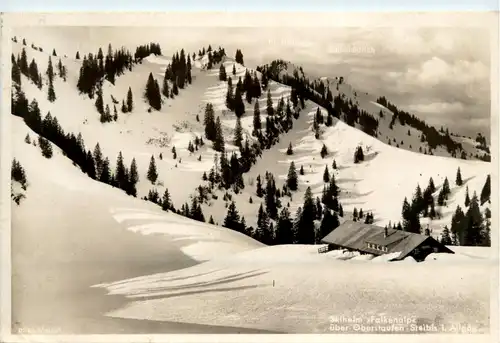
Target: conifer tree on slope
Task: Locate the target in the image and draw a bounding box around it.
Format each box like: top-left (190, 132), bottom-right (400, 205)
top-left (253, 101), bottom-right (261, 134)
top-left (297, 187), bottom-right (316, 244)
top-left (46, 56), bottom-right (54, 84)
top-left (129, 158), bottom-right (139, 184)
top-left (266, 89), bottom-right (274, 116)
top-left (219, 63), bottom-right (227, 81)
top-left (126, 86), bottom-right (134, 112)
top-left (287, 162), bottom-right (298, 191)
top-left (162, 188), bottom-right (172, 211)
top-left (213, 117), bottom-right (225, 152)
top-left (455, 167), bottom-right (463, 186)
top-left (265, 175), bottom-right (278, 220)
top-left (233, 117), bottom-right (243, 147)
top-left (233, 86), bottom-right (245, 118)
top-left (275, 207), bottom-right (293, 245)
top-left (286, 142), bottom-right (293, 155)
top-left (204, 103), bottom-right (216, 141)
top-left (465, 186), bottom-right (470, 207)
top-left (145, 73), bottom-right (162, 110)
top-left (256, 203), bottom-right (269, 243)
top-left (47, 78), bottom-right (56, 103)
top-left (323, 165), bottom-right (330, 183)
top-left (480, 174), bottom-right (491, 205)
top-left (99, 158), bottom-right (111, 184)
top-left (224, 201), bottom-right (241, 232)
top-left (235, 49), bottom-right (244, 65)
top-left (147, 155), bottom-right (158, 184)
top-left (464, 192), bottom-right (484, 246)
top-left (95, 84), bottom-right (104, 115)
top-left (162, 69), bottom-right (170, 98)
top-left (225, 77), bottom-right (234, 111)
top-left (115, 151), bottom-right (127, 190)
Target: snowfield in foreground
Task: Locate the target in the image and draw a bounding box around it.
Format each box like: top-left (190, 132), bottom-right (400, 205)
top-left (96, 207), bottom-right (492, 334)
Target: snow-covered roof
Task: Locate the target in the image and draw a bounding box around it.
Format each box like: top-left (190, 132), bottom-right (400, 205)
top-left (321, 220), bottom-right (453, 260)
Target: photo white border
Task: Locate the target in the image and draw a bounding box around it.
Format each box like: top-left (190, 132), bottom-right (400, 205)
top-left (0, 11), bottom-right (498, 343)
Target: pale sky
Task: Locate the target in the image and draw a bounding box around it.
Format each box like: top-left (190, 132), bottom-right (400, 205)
top-left (14, 25), bottom-right (491, 139)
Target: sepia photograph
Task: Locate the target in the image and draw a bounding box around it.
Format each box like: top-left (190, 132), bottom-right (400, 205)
top-left (1, 11), bottom-right (497, 341)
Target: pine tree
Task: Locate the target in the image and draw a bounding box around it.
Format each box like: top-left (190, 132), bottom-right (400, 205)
top-left (256, 175), bottom-right (264, 197)
top-left (300, 165), bottom-right (304, 175)
top-left (480, 175), bottom-right (491, 205)
top-left (161, 188), bottom-right (171, 211)
top-left (442, 177), bottom-right (451, 197)
top-left (256, 204), bottom-right (269, 242)
top-left (266, 89), bottom-right (274, 116)
top-left (455, 167), bottom-right (463, 186)
top-left (115, 151), bottom-right (127, 190)
top-left (121, 100), bottom-right (127, 113)
top-left (147, 155), bottom-right (158, 184)
top-left (320, 144), bottom-right (328, 158)
top-left (47, 78), bottom-right (56, 102)
top-left (464, 192), bottom-right (484, 246)
top-left (24, 134), bottom-right (30, 144)
top-left (129, 158), bottom-right (139, 184)
top-left (323, 165), bottom-right (330, 183)
top-left (354, 146), bottom-right (364, 163)
top-left (286, 142), bottom-right (293, 155)
top-left (233, 87), bottom-right (245, 117)
top-left (95, 84), bottom-right (104, 115)
top-left (275, 207), bottom-right (293, 244)
top-left (126, 87), bottom-right (133, 112)
top-left (465, 186), bottom-right (470, 207)
top-left (99, 158), bottom-right (111, 184)
top-left (286, 162), bottom-right (298, 191)
top-left (265, 174), bottom-right (278, 220)
top-left (213, 117), bottom-right (225, 152)
top-left (145, 73), bottom-right (162, 110)
top-left (235, 49), bottom-right (244, 65)
top-left (332, 160), bottom-right (337, 170)
top-left (225, 77), bottom-right (234, 111)
top-left (297, 187), bottom-right (316, 244)
top-left (253, 101), bottom-right (261, 134)
top-left (208, 215), bottom-right (215, 225)
top-left (46, 56), bottom-right (54, 83)
top-left (224, 201), bottom-right (241, 231)
top-left (76, 51), bottom-right (80, 59)
top-left (219, 63), bottom-right (227, 81)
top-left (233, 117), bottom-right (243, 147)
top-left (232, 64), bottom-right (236, 75)
top-left (204, 103), bottom-right (216, 141)
top-left (162, 69), bottom-right (170, 98)
top-left (319, 208), bottom-right (339, 243)
top-left (440, 226), bottom-right (452, 245)
top-left (428, 177), bottom-right (436, 193)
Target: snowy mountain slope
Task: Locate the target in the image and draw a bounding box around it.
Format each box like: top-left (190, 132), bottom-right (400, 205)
top-left (260, 60), bottom-right (490, 161)
top-left (12, 36), bottom-right (491, 240)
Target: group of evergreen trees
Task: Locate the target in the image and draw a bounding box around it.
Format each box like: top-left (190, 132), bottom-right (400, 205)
top-left (448, 190), bottom-right (490, 246)
top-left (203, 46), bottom-right (226, 70)
top-left (12, 48), bottom-right (68, 103)
top-left (77, 44), bottom-right (135, 97)
top-left (12, 84), bottom-right (140, 196)
top-left (400, 177), bottom-right (440, 234)
top-left (223, 68), bottom-right (262, 116)
top-left (377, 96), bottom-right (464, 156)
top-left (11, 158), bottom-right (28, 205)
top-left (444, 173), bottom-right (491, 246)
top-left (134, 43), bottom-right (162, 61)
top-left (11, 158), bottom-right (28, 190)
top-left (257, 60), bottom-right (379, 138)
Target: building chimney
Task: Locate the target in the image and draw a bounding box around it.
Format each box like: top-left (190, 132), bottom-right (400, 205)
top-left (384, 226), bottom-right (388, 238)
